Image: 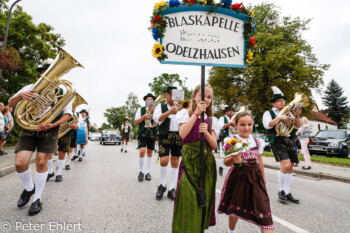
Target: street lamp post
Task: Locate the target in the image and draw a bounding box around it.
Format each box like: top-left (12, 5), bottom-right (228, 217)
top-left (0, 0), bottom-right (22, 78)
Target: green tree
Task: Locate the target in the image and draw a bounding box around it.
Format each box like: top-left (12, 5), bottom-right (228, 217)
top-left (99, 122), bottom-right (114, 131)
top-left (208, 2), bottom-right (329, 120)
top-left (0, 0), bottom-right (65, 103)
top-left (322, 79), bottom-right (349, 127)
top-left (148, 73), bottom-right (192, 99)
top-left (104, 106), bottom-right (127, 128)
top-left (125, 92), bottom-right (141, 127)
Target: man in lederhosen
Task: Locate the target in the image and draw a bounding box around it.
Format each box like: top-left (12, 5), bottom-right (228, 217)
top-left (218, 106), bottom-right (235, 176)
top-left (154, 86), bottom-right (183, 200)
top-left (263, 86), bottom-right (301, 204)
top-left (121, 118), bottom-right (132, 153)
top-left (134, 93), bottom-right (157, 181)
top-left (8, 61), bottom-right (72, 215)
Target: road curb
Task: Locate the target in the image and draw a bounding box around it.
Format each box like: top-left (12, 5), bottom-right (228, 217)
top-left (0, 156), bottom-right (37, 177)
top-left (263, 164), bottom-right (350, 184)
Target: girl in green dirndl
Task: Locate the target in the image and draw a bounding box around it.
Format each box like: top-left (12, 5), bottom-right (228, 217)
top-left (172, 84), bottom-right (220, 233)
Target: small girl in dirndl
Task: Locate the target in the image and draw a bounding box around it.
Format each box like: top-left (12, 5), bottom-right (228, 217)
top-left (218, 112), bottom-right (274, 233)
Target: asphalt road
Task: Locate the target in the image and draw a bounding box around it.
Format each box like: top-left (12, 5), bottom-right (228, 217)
top-left (0, 141), bottom-right (349, 233)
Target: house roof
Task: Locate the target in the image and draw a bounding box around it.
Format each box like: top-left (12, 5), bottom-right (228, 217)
top-left (308, 111), bottom-right (338, 125)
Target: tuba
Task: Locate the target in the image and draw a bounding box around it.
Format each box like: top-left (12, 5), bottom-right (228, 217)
top-left (276, 92), bottom-right (309, 136)
top-left (144, 93), bottom-right (166, 128)
top-left (230, 106), bottom-right (250, 134)
top-left (14, 46), bottom-right (83, 131)
top-left (180, 99), bottom-right (191, 110)
top-left (58, 93), bottom-right (88, 139)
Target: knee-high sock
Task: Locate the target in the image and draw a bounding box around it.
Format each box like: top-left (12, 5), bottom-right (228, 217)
top-left (47, 159), bottom-right (54, 174)
top-left (139, 157), bottom-right (145, 173)
top-left (75, 144), bottom-right (80, 155)
top-left (79, 148), bottom-right (85, 158)
top-left (145, 157), bottom-right (152, 174)
top-left (33, 171), bottom-right (48, 202)
top-left (124, 144), bottom-right (127, 150)
top-left (160, 166), bottom-right (167, 187)
top-left (220, 158), bottom-right (224, 167)
top-left (278, 171), bottom-right (287, 192)
top-left (17, 168), bottom-right (34, 192)
top-left (285, 173), bottom-right (293, 194)
top-left (169, 167), bottom-right (179, 190)
top-left (228, 228), bottom-right (236, 233)
top-left (121, 143), bottom-right (124, 149)
top-left (65, 152), bottom-right (71, 166)
top-left (57, 159), bottom-right (65, 176)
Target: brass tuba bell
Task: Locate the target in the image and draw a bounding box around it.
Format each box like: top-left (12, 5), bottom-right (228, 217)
top-left (276, 92), bottom-right (309, 136)
top-left (144, 93), bottom-right (166, 128)
top-left (14, 46), bottom-right (83, 131)
top-left (58, 93), bottom-right (88, 139)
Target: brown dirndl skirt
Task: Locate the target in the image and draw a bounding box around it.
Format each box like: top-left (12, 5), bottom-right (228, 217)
top-left (218, 162), bottom-right (274, 229)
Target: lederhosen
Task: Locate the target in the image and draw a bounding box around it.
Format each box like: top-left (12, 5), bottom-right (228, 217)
top-left (158, 103), bottom-right (183, 157)
top-left (15, 88), bottom-right (64, 154)
top-left (137, 107), bottom-right (156, 150)
top-left (70, 112), bottom-right (78, 148)
top-left (267, 110), bottom-right (299, 164)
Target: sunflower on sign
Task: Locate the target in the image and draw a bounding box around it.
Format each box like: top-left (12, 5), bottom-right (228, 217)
top-left (152, 44), bottom-right (163, 59)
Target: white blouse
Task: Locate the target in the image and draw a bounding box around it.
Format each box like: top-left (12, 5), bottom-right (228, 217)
top-left (234, 134), bottom-right (266, 155)
top-left (176, 109), bottom-right (220, 136)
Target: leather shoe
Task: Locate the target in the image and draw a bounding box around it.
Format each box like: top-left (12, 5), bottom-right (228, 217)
top-left (124, 150), bottom-right (127, 153)
top-left (82, 152), bottom-right (85, 157)
top-left (46, 172), bottom-right (54, 182)
top-left (71, 155), bottom-right (78, 161)
top-left (121, 148), bottom-right (123, 152)
top-left (29, 199), bottom-right (42, 216)
top-left (138, 172), bottom-right (144, 182)
top-left (78, 157), bottom-right (83, 162)
top-left (156, 185), bottom-right (167, 200)
top-left (0, 150), bottom-right (8, 155)
top-left (219, 167), bottom-right (223, 176)
top-left (278, 191), bottom-right (287, 201)
top-left (55, 175), bottom-right (63, 182)
top-left (17, 186), bottom-right (35, 208)
top-left (65, 165), bottom-right (70, 170)
top-left (167, 189), bottom-right (176, 200)
top-left (145, 173), bottom-right (151, 181)
top-left (302, 166), bottom-right (311, 170)
top-left (286, 193), bottom-right (299, 204)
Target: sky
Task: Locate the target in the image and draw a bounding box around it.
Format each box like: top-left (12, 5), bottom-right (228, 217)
top-left (9, 0), bottom-right (350, 127)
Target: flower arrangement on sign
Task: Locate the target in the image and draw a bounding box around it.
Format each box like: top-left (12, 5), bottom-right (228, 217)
top-left (224, 138), bottom-right (249, 167)
top-left (149, 0), bottom-right (257, 63)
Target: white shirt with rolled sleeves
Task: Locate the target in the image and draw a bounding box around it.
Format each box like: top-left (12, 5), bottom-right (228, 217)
top-left (176, 109), bottom-right (221, 136)
top-left (263, 107), bottom-right (298, 137)
top-left (9, 84), bottom-right (73, 119)
top-left (135, 107), bottom-right (149, 129)
top-left (219, 115), bottom-right (235, 138)
top-left (153, 103), bottom-right (179, 132)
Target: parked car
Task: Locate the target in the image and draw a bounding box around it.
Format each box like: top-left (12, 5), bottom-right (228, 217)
top-left (89, 132), bottom-right (102, 141)
top-left (308, 130), bottom-right (350, 158)
top-left (100, 130), bottom-right (121, 145)
top-left (252, 133), bottom-right (271, 152)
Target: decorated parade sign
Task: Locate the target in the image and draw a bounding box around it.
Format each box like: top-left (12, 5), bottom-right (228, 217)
top-left (150, 1), bottom-right (256, 68)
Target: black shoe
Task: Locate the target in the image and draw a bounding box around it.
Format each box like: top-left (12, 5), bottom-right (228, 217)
top-left (167, 189), bottom-right (176, 200)
top-left (55, 175), bottom-right (63, 182)
top-left (71, 155), bottom-right (78, 161)
top-left (28, 199), bottom-right (42, 216)
top-left (46, 172), bottom-right (54, 182)
top-left (0, 150), bottom-right (8, 155)
top-left (121, 148), bottom-right (124, 152)
top-left (278, 191), bottom-right (287, 201)
top-left (138, 172), bottom-right (144, 182)
top-left (302, 166), bottom-right (311, 170)
top-left (125, 150), bottom-right (127, 153)
top-left (156, 185), bottom-right (167, 200)
top-left (286, 193), bottom-right (300, 204)
top-left (65, 165), bottom-right (70, 170)
top-left (145, 173), bottom-right (151, 181)
top-left (78, 157), bottom-right (82, 162)
top-left (219, 167), bottom-right (223, 176)
top-left (83, 152), bottom-right (85, 157)
top-left (17, 186), bottom-right (35, 208)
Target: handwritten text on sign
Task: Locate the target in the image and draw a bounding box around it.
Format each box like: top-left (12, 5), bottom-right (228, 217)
top-left (162, 11), bottom-right (245, 67)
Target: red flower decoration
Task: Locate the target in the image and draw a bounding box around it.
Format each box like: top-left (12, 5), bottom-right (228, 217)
top-left (155, 15), bottom-right (162, 22)
top-left (249, 37), bottom-right (256, 47)
top-left (232, 3), bottom-right (243, 10)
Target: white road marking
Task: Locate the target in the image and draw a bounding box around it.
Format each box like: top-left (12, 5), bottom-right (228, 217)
top-left (215, 189), bottom-right (309, 233)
